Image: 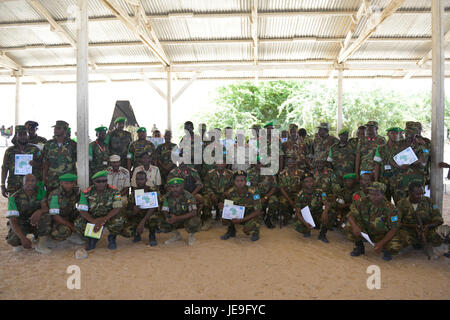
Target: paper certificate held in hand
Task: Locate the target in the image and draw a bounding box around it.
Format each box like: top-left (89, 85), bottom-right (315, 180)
top-left (393, 147), bottom-right (418, 166)
top-left (134, 190), bottom-right (158, 209)
top-left (301, 206), bottom-right (316, 228)
top-left (148, 137), bottom-right (164, 147)
top-left (84, 223), bottom-right (103, 239)
top-left (222, 201), bottom-right (245, 220)
top-left (360, 232), bottom-right (375, 247)
top-left (14, 154), bottom-right (33, 175)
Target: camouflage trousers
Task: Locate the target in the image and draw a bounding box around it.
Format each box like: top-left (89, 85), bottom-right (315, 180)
top-left (278, 194), bottom-right (297, 223)
top-left (342, 221), bottom-right (402, 255)
top-left (380, 173), bottom-right (399, 204)
top-left (398, 227), bottom-right (443, 248)
top-left (261, 195), bottom-right (279, 222)
top-left (50, 221), bottom-right (76, 241)
top-left (121, 211), bottom-right (161, 238)
top-left (161, 215), bottom-right (202, 234)
top-left (393, 173), bottom-right (425, 203)
top-left (293, 210), bottom-right (336, 234)
top-left (6, 182), bottom-right (22, 197)
top-left (74, 213), bottom-right (126, 237)
top-left (222, 214), bottom-right (263, 235)
top-left (6, 214), bottom-right (52, 247)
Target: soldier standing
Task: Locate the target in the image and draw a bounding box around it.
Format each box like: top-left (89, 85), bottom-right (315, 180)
top-left (127, 127), bottom-right (155, 172)
top-left (89, 126), bottom-right (109, 179)
top-left (106, 117), bottom-right (133, 168)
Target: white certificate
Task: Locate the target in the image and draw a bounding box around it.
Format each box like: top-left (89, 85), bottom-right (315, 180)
top-left (222, 204), bottom-right (245, 220)
top-left (135, 191), bottom-right (159, 209)
top-left (148, 137), bottom-right (165, 147)
top-left (361, 232), bottom-right (375, 247)
top-left (301, 206), bottom-right (316, 228)
top-left (393, 147), bottom-right (418, 166)
top-left (14, 154), bottom-right (33, 175)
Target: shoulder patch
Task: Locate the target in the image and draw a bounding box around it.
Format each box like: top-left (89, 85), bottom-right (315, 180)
top-left (353, 194), bottom-right (361, 202)
top-left (82, 187), bottom-right (91, 193)
top-left (433, 204), bottom-right (438, 210)
top-left (391, 215), bottom-right (398, 222)
top-left (253, 194), bottom-right (260, 200)
top-left (108, 184), bottom-right (118, 190)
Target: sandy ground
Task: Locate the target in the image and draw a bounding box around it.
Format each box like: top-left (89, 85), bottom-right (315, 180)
top-left (0, 195), bottom-right (448, 300)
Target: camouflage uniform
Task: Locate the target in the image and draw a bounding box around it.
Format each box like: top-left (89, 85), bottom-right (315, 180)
top-left (89, 140), bottom-right (110, 178)
top-left (5, 189), bottom-right (52, 246)
top-left (47, 186), bottom-right (80, 241)
top-left (160, 190), bottom-right (201, 233)
top-left (121, 186), bottom-right (162, 238)
top-left (2, 144), bottom-right (42, 194)
top-left (167, 166), bottom-right (204, 213)
top-left (74, 185), bottom-right (125, 236)
top-left (203, 167), bottom-right (234, 221)
top-left (106, 129), bottom-right (133, 168)
top-left (247, 166), bottom-right (279, 224)
top-left (327, 142), bottom-right (356, 185)
top-left (397, 197), bottom-right (443, 247)
top-left (375, 141), bottom-right (404, 203)
top-left (312, 134), bottom-right (339, 163)
top-left (356, 135), bottom-right (386, 172)
top-left (127, 139), bottom-right (156, 169)
top-left (344, 198), bottom-right (402, 254)
top-left (278, 167), bottom-right (304, 221)
top-left (294, 188), bottom-right (335, 234)
top-left (43, 138), bottom-right (77, 192)
top-left (222, 186), bottom-right (263, 235)
top-left (155, 142), bottom-right (177, 183)
top-left (334, 182), bottom-right (360, 229)
top-left (313, 168), bottom-right (340, 200)
top-left (28, 135), bottom-right (47, 152)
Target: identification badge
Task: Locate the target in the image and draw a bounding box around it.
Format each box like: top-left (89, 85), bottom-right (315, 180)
top-left (103, 161), bottom-right (108, 165)
top-left (384, 165), bottom-right (392, 170)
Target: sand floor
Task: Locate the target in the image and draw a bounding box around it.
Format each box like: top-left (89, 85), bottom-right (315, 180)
top-left (0, 196), bottom-right (449, 300)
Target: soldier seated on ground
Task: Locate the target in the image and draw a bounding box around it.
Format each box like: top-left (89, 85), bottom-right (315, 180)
top-left (219, 170), bottom-right (263, 242)
top-left (397, 181), bottom-right (447, 258)
top-left (122, 171), bottom-right (160, 246)
top-left (5, 174), bottom-right (53, 254)
top-left (346, 182), bottom-right (402, 261)
top-left (161, 178), bottom-right (201, 246)
top-left (74, 170), bottom-right (125, 251)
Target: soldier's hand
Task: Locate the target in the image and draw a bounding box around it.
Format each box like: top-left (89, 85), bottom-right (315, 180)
top-left (373, 242), bottom-right (383, 254)
top-left (21, 237), bottom-right (33, 249)
top-left (28, 160), bottom-right (34, 166)
top-left (136, 221), bottom-right (145, 235)
top-left (321, 212), bottom-right (328, 225)
top-left (351, 225), bottom-right (362, 237)
top-left (438, 162), bottom-right (450, 168)
top-left (218, 202), bottom-right (224, 211)
top-left (231, 218), bottom-right (242, 224)
top-left (30, 211), bottom-right (42, 227)
top-left (399, 164), bottom-right (409, 170)
top-left (1, 185), bottom-right (8, 198)
top-left (132, 205), bottom-right (141, 215)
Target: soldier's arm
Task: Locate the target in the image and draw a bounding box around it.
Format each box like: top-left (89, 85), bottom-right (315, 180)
top-left (191, 173), bottom-right (203, 196)
top-left (280, 187), bottom-right (294, 207)
top-left (8, 217), bottom-right (30, 246)
top-left (426, 203), bottom-right (443, 229)
top-left (52, 214), bottom-right (75, 230)
top-left (375, 209), bottom-right (399, 252)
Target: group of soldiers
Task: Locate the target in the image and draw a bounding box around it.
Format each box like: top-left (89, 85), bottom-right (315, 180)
top-left (2, 117), bottom-right (448, 261)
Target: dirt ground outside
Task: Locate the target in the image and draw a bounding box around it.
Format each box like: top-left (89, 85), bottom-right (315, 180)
top-left (0, 194), bottom-right (449, 300)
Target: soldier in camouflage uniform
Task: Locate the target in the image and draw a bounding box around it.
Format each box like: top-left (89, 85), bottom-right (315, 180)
top-left (179, 121), bottom-right (203, 172)
top-left (312, 122), bottom-right (339, 164)
top-left (220, 170), bottom-right (263, 242)
top-left (334, 173), bottom-right (360, 230)
top-left (127, 127), bottom-right (156, 172)
top-left (348, 125), bottom-right (366, 151)
top-left (345, 182), bottom-right (403, 261)
top-left (155, 130), bottom-right (177, 186)
top-left (327, 128), bottom-right (356, 186)
top-left (42, 120), bottom-right (77, 193)
top-left (397, 181), bottom-right (445, 253)
top-left (106, 117), bottom-right (133, 168)
top-left (2, 125), bottom-right (43, 197)
top-left (312, 158), bottom-right (340, 202)
top-left (278, 156), bottom-right (304, 226)
top-left (5, 174), bottom-right (52, 254)
top-left (414, 121), bottom-right (432, 185)
top-left (89, 126), bottom-right (110, 180)
top-left (46, 173), bottom-right (84, 245)
top-left (161, 177), bottom-right (201, 246)
top-left (282, 125), bottom-right (299, 164)
top-left (297, 128), bottom-right (313, 170)
top-left (247, 162), bottom-right (279, 229)
top-left (203, 162), bottom-right (234, 230)
top-left (355, 121), bottom-right (386, 176)
top-left (25, 120), bottom-right (47, 150)
top-left (259, 122), bottom-right (284, 171)
top-left (294, 172), bottom-right (335, 243)
top-left (121, 171), bottom-right (161, 246)
top-left (74, 170), bottom-right (124, 251)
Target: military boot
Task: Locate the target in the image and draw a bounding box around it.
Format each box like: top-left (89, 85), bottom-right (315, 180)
top-left (165, 230), bottom-right (182, 245)
top-left (188, 233), bottom-right (196, 246)
top-left (221, 225), bottom-right (236, 240)
top-left (86, 238), bottom-right (98, 251)
top-left (133, 234), bottom-right (141, 243)
top-left (251, 230), bottom-right (260, 242)
top-left (382, 250), bottom-right (393, 261)
top-left (303, 231), bottom-right (311, 238)
top-left (35, 236), bottom-right (52, 254)
top-left (350, 240), bottom-right (365, 257)
top-left (318, 227), bottom-right (329, 243)
top-left (108, 234), bottom-right (117, 250)
top-left (149, 229), bottom-right (157, 247)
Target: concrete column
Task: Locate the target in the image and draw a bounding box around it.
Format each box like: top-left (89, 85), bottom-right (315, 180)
top-left (167, 67), bottom-right (172, 131)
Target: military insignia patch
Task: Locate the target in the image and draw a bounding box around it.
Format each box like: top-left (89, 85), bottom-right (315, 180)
top-left (391, 215), bottom-right (398, 222)
top-left (253, 194), bottom-right (260, 200)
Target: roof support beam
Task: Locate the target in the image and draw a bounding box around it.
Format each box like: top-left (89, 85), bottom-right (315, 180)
top-left (338, 0), bottom-right (407, 63)
top-left (172, 72), bottom-right (200, 103)
top-left (142, 75), bottom-right (166, 100)
top-left (100, 0), bottom-right (170, 66)
top-left (0, 51), bottom-right (21, 71)
top-left (250, 0), bottom-right (258, 65)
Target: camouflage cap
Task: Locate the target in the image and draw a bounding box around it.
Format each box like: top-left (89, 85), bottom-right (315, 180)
top-left (289, 123), bottom-right (298, 130)
top-left (24, 120), bottom-right (39, 128)
top-left (52, 120), bottom-right (69, 128)
top-left (405, 127), bottom-right (419, 135)
top-left (365, 121), bottom-right (378, 127)
top-left (317, 122), bottom-right (329, 130)
top-left (405, 121), bottom-right (416, 129)
top-left (367, 182), bottom-right (386, 193)
top-left (15, 125), bottom-right (27, 132)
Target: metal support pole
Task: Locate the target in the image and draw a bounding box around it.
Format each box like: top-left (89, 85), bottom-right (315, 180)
top-left (76, 0), bottom-right (89, 189)
top-left (14, 76), bottom-right (21, 126)
top-left (431, 0), bottom-right (445, 211)
top-left (167, 67), bottom-right (172, 131)
top-left (337, 68), bottom-right (343, 132)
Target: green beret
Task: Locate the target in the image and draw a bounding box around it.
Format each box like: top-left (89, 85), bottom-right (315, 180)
top-left (338, 128), bottom-right (350, 135)
top-left (15, 125), bottom-right (27, 132)
top-left (367, 182), bottom-right (386, 193)
top-left (386, 127), bottom-right (404, 133)
top-left (167, 178), bottom-right (184, 185)
top-left (137, 127), bottom-right (147, 133)
top-left (95, 126), bottom-right (108, 132)
top-left (343, 173), bottom-right (357, 180)
top-left (59, 173), bottom-right (78, 182)
top-left (114, 117), bottom-right (127, 124)
top-left (92, 170), bottom-right (108, 180)
top-left (263, 121), bottom-right (274, 128)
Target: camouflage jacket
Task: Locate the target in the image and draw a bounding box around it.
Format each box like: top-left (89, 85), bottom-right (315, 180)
top-left (397, 197), bottom-right (443, 227)
top-left (357, 135), bottom-right (386, 172)
top-left (107, 129), bottom-right (133, 160)
top-left (247, 166), bottom-right (278, 195)
top-left (328, 142), bottom-right (356, 179)
top-left (313, 168), bottom-right (340, 199)
top-left (6, 188), bottom-right (44, 220)
top-left (2, 143), bottom-right (42, 191)
top-left (89, 140), bottom-right (110, 175)
top-left (47, 186), bottom-right (80, 221)
top-left (43, 138), bottom-right (77, 184)
top-left (396, 139), bottom-right (430, 185)
top-left (79, 185), bottom-right (122, 218)
top-left (127, 139), bottom-right (156, 166)
top-left (28, 135), bottom-right (47, 150)
top-left (155, 142), bottom-right (177, 172)
top-left (350, 198), bottom-right (399, 236)
top-left (375, 141), bottom-right (404, 177)
top-left (167, 166), bottom-right (203, 194)
top-left (278, 167), bottom-right (304, 196)
top-left (204, 168), bottom-right (234, 196)
top-left (312, 134), bottom-right (339, 162)
top-left (335, 183), bottom-right (361, 207)
top-left (161, 190), bottom-right (197, 216)
top-left (127, 186), bottom-right (161, 219)
top-left (295, 188), bottom-right (326, 216)
top-left (223, 186), bottom-right (262, 215)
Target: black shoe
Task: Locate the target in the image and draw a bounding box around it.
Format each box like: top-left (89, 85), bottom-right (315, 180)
top-left (133, 234), bottom-right (141, 243)
top-left (221, 226), bottom-right (236, 240)
top-left (350, 241), bottom-right (365, 257)
top-left (412, 243), bottom-right (423, 250)
top-left (266, 219), bottom-right (275, 229)
top-left (318, 229), bottom-right (329, 243)
top-left (251, 231), bottom-right (260, 242)
top-left (303, 231), bottom-right (311, 238)
top-left (149, 231), bottom-right (157, 247)
top-left (155, 226), bottom-right (161, 234)
top-left (383, 250), bottom-right (392, 261)
top-left (86, 238), bottom-right (98, 251)
top-left (108, 235), bottom-right (117, 250)
top-left (444, 252), bottom-right (450, 258)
